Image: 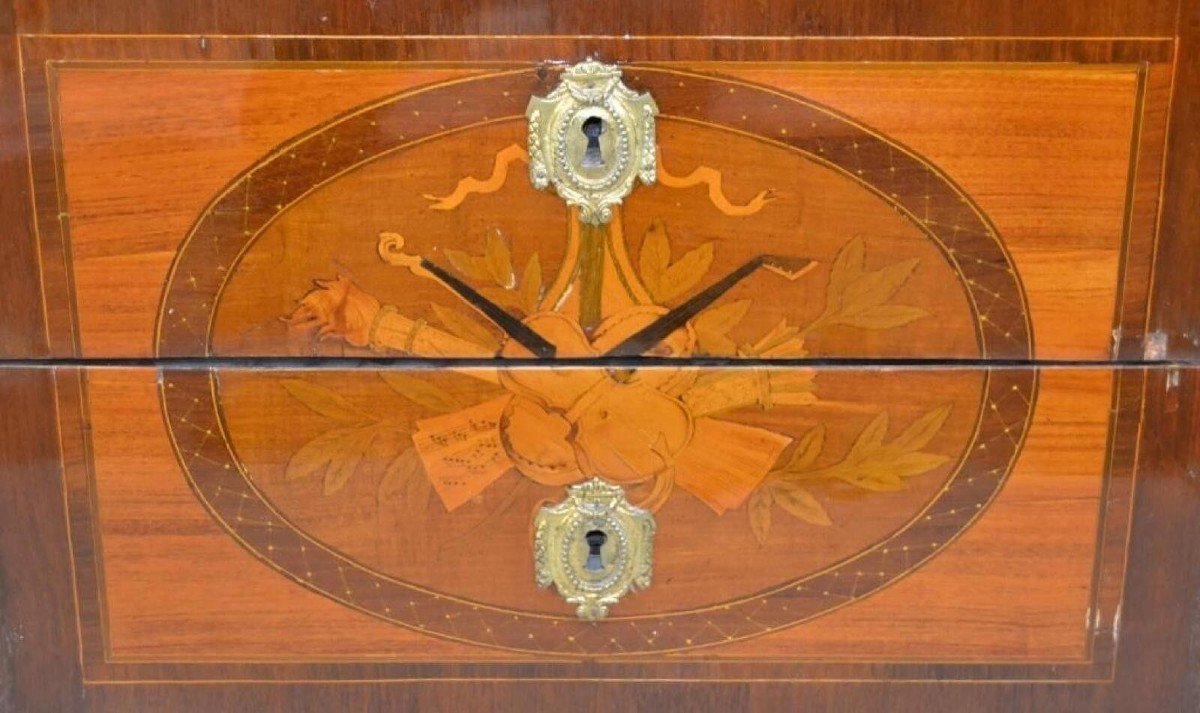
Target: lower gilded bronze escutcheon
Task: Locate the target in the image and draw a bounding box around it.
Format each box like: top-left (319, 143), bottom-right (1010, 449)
top-left (534, 478), bottom-right (656, 620)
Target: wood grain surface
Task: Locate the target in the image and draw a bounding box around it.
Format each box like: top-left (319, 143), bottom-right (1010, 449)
top-left (0, 0), bottom-right (1197, 711)
top-left (4, 0), bottom-right (1183, 37)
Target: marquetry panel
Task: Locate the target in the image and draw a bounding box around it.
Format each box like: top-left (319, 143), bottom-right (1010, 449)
top-left (15, 36), bottom-right (1164, 687)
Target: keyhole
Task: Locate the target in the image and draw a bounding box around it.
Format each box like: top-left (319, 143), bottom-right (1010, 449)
top-left (585, 529), bottom-right (607, 571)
top-left (581, 116), bottom-right (605, 168)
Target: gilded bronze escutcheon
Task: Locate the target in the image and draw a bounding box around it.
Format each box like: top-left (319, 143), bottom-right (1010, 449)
top-left (534, 479), bottom-right (656, 620)
top-left (526, 59), bottom-right (658, 225)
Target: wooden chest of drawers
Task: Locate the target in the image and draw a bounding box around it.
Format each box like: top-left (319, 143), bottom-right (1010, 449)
top-left (1, 2), bottom-right (1198, 711)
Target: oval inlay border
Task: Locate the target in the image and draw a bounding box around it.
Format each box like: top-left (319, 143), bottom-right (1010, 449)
top-left (158, 66), bottom-right (1037, 655)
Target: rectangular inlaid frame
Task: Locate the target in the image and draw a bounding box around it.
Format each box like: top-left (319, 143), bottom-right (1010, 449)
top-left (17, 34), bottom-right (1170, 684)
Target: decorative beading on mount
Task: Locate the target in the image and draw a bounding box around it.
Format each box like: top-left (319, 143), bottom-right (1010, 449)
top-left (526, 59), bottom-right (658, 225)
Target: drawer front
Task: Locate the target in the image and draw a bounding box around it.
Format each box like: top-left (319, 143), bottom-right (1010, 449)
top-left (58, 364), bottom-right (1137, 680)
top-left (19, 38), bottom-right (1169, 361)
